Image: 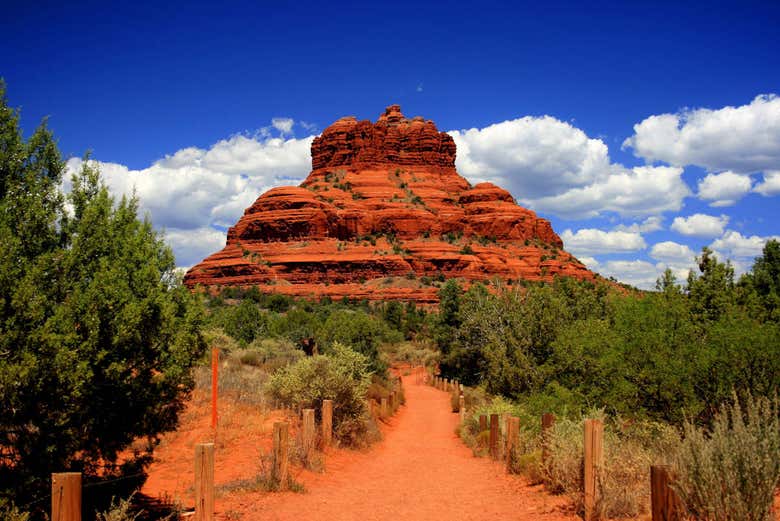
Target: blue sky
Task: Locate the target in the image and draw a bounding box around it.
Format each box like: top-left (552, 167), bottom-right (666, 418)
top-left (3, 0), bottom-right (780, 288)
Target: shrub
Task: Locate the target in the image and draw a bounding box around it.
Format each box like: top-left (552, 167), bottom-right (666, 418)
top-left (95, 493), bottom-right (141, 521)
top-left (673, 393), bottom-right (780, 521)
top-left (0, 500), bottom-right (30, 521)
top-left (245, 337), bottom-right (304, 372)
top-left (266, 343), bottom-right (372, 446)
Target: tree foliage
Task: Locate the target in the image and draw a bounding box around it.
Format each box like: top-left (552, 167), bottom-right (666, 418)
top-left (440, 246), bottom-right (780, 423)
top-left (0, 82), bottom-right (204, 505)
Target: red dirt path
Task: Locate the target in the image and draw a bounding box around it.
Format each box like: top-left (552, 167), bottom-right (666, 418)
top-left (143, 368), bottom-right (577, 520)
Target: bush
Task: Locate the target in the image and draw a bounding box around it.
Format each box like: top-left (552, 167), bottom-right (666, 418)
top-left (0, 500), bottom-right (30, 521)
top-left (266, 343), bottom-right (373, 446)
top-left (245, 337), bottom-right (304, 372)
top-left (674, 393), bottom-right (780, 521)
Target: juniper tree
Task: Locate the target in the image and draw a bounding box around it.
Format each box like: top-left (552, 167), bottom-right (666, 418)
top-left (0, 81), bottom-right (205, 507)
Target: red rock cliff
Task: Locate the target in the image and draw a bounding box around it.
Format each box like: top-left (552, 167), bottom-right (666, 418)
top-left (184, 106), bottom-right (593, 302)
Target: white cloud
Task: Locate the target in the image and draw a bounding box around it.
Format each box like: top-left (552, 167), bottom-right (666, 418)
top-left (650, 241), bottom-right (696, 264)
top-left (449, 117), bottom-right (692, 219)
top-left (272, 118), bottom-right (294, 135)
top-left (696, 171), bottom-right (752, 207)
top-left (624, 94), bottom-right (780, 174)
top-left (754, 170), bottom-right (780, 196)
top-left (598, 260), bottom-right (661, 290)
top-left (613, 216), bottom-right (664, 233)
top-left (529, 165), bottom-right (689, 219)
top-left (710, 230), bottom-right (779, 260)
top-left (163, 227), bottom-right (229, 267)
top-left (670, 213), bottom-right (729, 238)
top-left (65, 122), bottom-right (314, 267)
top-left (450, 116), bottom-right (612, 199)
top-left (560, 228), bottom-right (646, 256)
top-left (576, 256), bottom-right (600, 270)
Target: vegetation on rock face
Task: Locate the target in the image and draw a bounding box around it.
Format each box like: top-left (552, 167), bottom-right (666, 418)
top-left (0, 82), bottom-right (205, 508)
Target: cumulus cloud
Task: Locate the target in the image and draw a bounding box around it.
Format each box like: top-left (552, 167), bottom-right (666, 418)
top-left (710, 230), bottom-right (780, 260)
top-left (613, 216), bottom-right (664, 233)
top-left (597, 260), bottom-right (661, 290)
top-left (623, 94), bottom-right (780, 174)
top-left (696, 171), bottom-right (752, 207)
top-left (530, 166), bottom-right (689, 219)
top-left (449, 116), bottom-right (691, 219)
top-left (163, 227), bottom-right (230, 267)
top-left (560, 228), bottom-right (646, 256)
top-left (450, 116), bottom-right (612, 199)
top-left (65, 124), bottom-right (314, 266)
top-left (754, 170), bottom-right (780, 196)
top-left (650, 241), bottom-right (696, 264)
top-left (272, 118), bottom-right (294, 135)
top-left (670, 214), bottom-right (729, 238)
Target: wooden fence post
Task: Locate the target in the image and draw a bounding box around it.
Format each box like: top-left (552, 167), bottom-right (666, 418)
top-left (505, 416), bottom-right (520, 471)
top-left (459, 394), bottom-right (466, 423)
top-left (541, 412), bottom-right (555, 467)
top-left (380, 397), bottom-right (388, 418)
top-left (321, 400), bottom-right (333, 447)
top-left (272, 422), bottom-right (290, 491)
top-left (211, 347), bottom-right (218, 429)
top-left (651, 465), bottom-right (682, 521)
top-left (500, 413), bottom-right (510, 460)
top-left (584, 419), bottom-right (604, 521)
top-left (302, 409), bottom-right (315, 461)
top-left (489, 413), bottom-right (500, 460)
top-left (194, 443), bottom-right (214, 521)
top-left (51, 472), bottom-right (81, 521)
top-left (479, 414), bottom-right (488, 432)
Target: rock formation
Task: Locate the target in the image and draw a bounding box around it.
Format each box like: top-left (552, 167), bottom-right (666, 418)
top-left (184, 105), bottom-right (594, 302)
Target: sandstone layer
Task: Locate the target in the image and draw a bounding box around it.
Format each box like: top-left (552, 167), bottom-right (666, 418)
top-left (184, 105), bottom-right (593, 302)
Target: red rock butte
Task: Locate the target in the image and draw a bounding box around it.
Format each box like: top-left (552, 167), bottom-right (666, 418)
top-left (184, 105), bottom-right (594, 303)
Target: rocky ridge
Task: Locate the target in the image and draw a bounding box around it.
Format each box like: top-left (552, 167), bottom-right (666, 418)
top-left (184, 105), bottom-right (593, 302)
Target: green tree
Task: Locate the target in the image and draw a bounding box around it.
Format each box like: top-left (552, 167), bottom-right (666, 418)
top-left (318, 309), bottom-right (386, 373)
top-left (0, 83), bottom-right (204, 506)
top-left (739, 239), bottom-right (780, 321)
top-left (687, 247), bottom-right (735, 322)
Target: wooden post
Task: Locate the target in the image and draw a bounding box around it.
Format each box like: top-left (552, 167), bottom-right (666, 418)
top-left (51, 472), bottom-right (81, 521)
top-left (489, 413), bottom-right (500, 460)
top-left (272, 422), bottom-right (290, 491)
top-left (584, 419), bottom-right (604, 521)
top-left (505, 417), bottom-right (520, 471)
top-left (500, 413), bottom-right (510, 460)
top-left (194, 443), bottom-right (214, 521)
top-left (479, 414), bottom-right (488, 432)
top-left (651, 465), bottom-right (682, 521)
top-left (211, 347), bottom-right (218, 429)
top-left (458, 394), bottom-right (465, 423)
top-left (541, 412), bottom-right (555, 467)
top-left (380, 397), bottom-right (388, 418)
top-left (321, 400), bottom-right (333, 447)
top-left (302, 408), bottom-right (315, 460)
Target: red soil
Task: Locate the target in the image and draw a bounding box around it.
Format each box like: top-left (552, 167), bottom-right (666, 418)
top-left (141, 369), bottom-right (577, 520)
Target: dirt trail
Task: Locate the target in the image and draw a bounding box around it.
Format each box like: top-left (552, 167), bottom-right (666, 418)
top-left (220, 370), bottom-right (575, 521)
